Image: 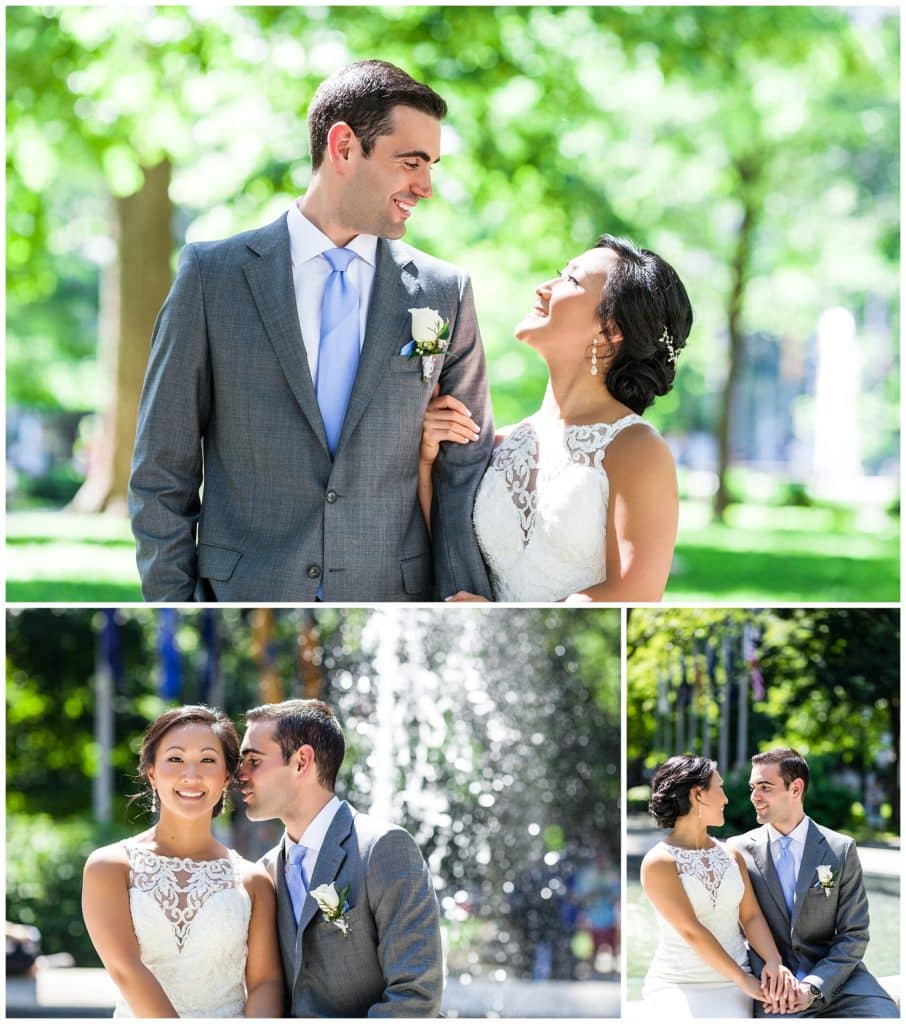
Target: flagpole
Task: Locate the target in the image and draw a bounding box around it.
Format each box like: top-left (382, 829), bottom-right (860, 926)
top-left (93, 611), bottom-right (115, 824)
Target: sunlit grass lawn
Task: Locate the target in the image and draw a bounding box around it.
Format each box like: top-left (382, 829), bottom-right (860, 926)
top-left (6, 511), bottom-right (143, 602)
top-left (5, 501), bottom-right (899, 603)
top-left (667, 500), bottom-right (899, 602)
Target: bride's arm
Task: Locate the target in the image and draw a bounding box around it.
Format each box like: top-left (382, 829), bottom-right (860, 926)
top-left (243, 867), bottom-right (285, 1017)
top-left (81, 847), bottom-right (179, 1017)
top-left (640, 850), bottom-right (764, 1000)
top-left (731, 849), bottom-right (796, 1012)
top-left (563, 427), bottom-right (678, 603)
top-left (418, 390), bottom-right (483, 536)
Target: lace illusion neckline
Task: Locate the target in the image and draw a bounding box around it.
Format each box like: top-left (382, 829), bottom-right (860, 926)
top-left (661, 839), bottom-right (732, 907)
top-left (125, 843), bottom-right (245, 954)
top-left (125, 844), bottom-right (232, 866)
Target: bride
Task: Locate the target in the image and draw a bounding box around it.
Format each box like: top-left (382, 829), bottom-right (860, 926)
top-left (82, 706), bottom-right (283, 1017)
top-left (419, 233), bottom-right (693, 602)
top-left (640, 755), bottom-right (795, 1018)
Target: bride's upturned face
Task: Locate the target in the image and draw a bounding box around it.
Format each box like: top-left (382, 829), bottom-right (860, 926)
top-left (147, 723), bottom-right (231, 819)
top-left (695, 770), bottom-right (729, 828)
top-left (514, 248), bottom-right (616, 356)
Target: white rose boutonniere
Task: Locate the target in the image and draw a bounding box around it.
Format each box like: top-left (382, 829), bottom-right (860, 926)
top-left (408, 307), bottom-right (450, 381)
top-left (815, 865), bottom-right (836, 898)
top-left (310, 882), bottom-right (352, 936)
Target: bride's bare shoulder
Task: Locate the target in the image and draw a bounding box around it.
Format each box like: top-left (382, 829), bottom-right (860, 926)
top-left (640, 841), bottom-right (674, 871)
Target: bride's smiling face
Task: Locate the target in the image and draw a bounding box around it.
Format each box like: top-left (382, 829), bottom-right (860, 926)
top-left (514, 247), bottom-right (617, 355)
top-left (146, 723), bottom-right (231, 820)
top-left (694, 769), bottom-right (729, 828)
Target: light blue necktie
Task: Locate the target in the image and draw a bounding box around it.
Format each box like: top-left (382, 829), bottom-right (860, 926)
top-left (775, 835), bottom-right (797, 913)
top-left (285, 843), bottom-right (309, 926)
top-left (316, 248), bottom-right (360, 455)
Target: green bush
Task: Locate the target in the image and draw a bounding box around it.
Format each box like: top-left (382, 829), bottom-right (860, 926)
top-left (6, 814), bottom-right (131, 965)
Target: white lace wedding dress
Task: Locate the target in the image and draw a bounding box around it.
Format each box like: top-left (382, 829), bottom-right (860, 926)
top-left (643, 840), bottom-right (754, 1018)
top-left (473, 412), bottom-right (651, 601)
top-left (113, 844), bottom-right (251, 1017)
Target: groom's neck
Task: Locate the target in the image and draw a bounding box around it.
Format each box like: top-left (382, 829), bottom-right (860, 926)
top-left (283, 787), bottom-right (336, 843)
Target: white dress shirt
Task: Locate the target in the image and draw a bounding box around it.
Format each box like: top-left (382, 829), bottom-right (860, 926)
top-left (767, 814), bottom-right (811, 899)
top-left (283, 794), bottom-right (342, 894)
top-left (286, 201), bottom-right (378, 384)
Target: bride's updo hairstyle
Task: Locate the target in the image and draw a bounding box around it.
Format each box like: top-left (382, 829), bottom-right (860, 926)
top-left (648, 754), bottom-right (717, 829)
top-left (594, 234), bottom-right (693, 415)
top-left (138, 705), bottom-right (241, 817)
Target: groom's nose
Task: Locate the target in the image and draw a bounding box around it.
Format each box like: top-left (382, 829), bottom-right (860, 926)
top-left (411, 168), bottom-right (433, 200)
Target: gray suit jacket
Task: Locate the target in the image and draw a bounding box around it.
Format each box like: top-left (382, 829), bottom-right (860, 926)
top-left (260, 801), bottom-right (443, 1018)
top-left (730, 818), bottom-right (892, 1015)
top-left (129, 214), bottom-right (493, 601)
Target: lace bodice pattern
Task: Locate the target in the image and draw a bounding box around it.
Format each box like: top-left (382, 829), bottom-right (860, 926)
top-left (473, 413), bottom-right (651, 601)
top-left (113, 844), bottom-right (251, 1018)
top-left (645, 840), bottom-right (751, 989)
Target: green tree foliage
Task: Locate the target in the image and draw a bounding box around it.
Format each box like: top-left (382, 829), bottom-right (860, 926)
top-left (7, 6), bottom-right (898, 476)
top-left (626, 607), bottom-right (899, 832)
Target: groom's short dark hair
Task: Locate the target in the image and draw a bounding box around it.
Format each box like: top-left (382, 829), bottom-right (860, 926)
top-left (308, 60), bottom-right (447, 170)
top-left (246, 699), bottom-right (345, 790)
top-left (752, 747), bottom-right (809, 796)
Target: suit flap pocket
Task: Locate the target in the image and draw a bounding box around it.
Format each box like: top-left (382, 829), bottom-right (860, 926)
top-left (197, 542), bottom-right (242, 581)
top-left (400, 551), bottom-right (431, 596)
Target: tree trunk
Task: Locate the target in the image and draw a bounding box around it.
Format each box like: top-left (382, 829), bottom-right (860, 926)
top-left (70, 160), bottom-right (172, 514)
top-left (713, 167), bottom-right (759, 521)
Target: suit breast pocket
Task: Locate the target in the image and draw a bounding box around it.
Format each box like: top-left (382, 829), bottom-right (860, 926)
top-left (388, 354), bottom-right (444, 381)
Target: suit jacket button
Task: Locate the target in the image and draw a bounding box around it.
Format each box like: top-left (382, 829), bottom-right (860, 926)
top-left (326, 490), bottom-right (338, 504)
top-left (307, 564), bottom-right (322, 579)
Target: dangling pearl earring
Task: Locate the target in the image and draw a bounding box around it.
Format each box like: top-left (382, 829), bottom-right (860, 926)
top-left (590, 336), bottom-right (599, 376)
top-left (150, 788), bottom-right (158, 814)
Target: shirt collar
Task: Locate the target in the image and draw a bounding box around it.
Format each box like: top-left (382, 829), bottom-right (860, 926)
top-left (283, 794), bottom-right (342, 857)
top-left (767, 815), bottom-right (810, 846)
top-left (287, 200), bottom-right (377, 267)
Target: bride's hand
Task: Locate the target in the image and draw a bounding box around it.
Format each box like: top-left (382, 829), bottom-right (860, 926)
top-left (421, 387), bottom-right (480, 466)
top-left (445, 591), bottom-right (490, 602)
top-left (759, 961), bottom-right (796, 1014)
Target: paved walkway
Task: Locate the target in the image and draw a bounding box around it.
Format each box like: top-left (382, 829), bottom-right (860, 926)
top-left (6, 972), bottom-right (620, 1018)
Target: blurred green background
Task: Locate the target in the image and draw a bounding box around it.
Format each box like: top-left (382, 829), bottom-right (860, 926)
top-left (6, 6), bottom-right (899, 601)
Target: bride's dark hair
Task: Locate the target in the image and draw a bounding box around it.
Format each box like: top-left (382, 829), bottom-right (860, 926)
top-left (594, 234), bottom-right (693, 415)
top-left (137, 705), bottom-right (240, 818)
top-left (648, 754), bottom-right (717, 829)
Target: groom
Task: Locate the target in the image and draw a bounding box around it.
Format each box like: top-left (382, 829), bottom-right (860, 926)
top-left (730, 748), bottom-right (897, 1018)
top-left (129, 60), bottom-right (493, 602)
top-left (238, 699), bottom-right (443, 1017)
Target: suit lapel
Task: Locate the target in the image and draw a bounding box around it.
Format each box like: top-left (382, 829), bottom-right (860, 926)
top-left (749, 826), bottom-right (791, 923)
top-left (297, 801), bottom-right (354, 944)
top-left (791, 819), bottom-right (828, 931)
top-left (242, 216), bottom-right (330, 454)
top-left (335, 239), bottom-right (422, 453)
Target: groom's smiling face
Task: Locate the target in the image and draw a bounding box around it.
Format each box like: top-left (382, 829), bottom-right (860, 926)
top-left (338, 105), bottom-right (441, 240)
top-left (749, 762), bottom-right (804, 831)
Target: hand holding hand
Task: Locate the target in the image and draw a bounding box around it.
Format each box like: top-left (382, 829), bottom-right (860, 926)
top-left (420, 387), bottom-right (480, 466)
top-left (759, 961), bottom-right (797, 1014)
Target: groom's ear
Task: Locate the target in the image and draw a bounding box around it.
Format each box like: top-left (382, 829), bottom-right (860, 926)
top-left (294, 743), bottom-right (317, 775)
top-left (326, 122), bottom-right (357, 170)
